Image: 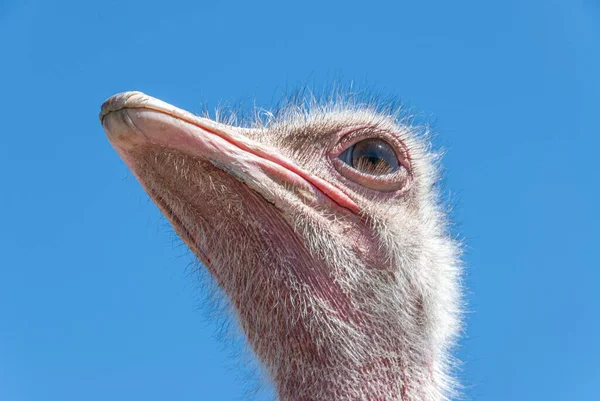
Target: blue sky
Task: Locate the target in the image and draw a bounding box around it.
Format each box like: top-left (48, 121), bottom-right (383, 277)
top-left (1, 0), bottom-right (598, 400)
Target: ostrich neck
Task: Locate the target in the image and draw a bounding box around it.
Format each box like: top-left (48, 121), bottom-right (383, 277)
top-left (205, 212), bottom-right (432, 401)
top-left (172, 180), bottom-right (434, 401)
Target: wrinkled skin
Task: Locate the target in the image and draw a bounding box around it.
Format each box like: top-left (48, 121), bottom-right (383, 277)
top-left (100, 92), bottom-right (462, 401)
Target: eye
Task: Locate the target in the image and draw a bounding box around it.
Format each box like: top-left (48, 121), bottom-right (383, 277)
top-left (339, 138), bottom-right (400, 175)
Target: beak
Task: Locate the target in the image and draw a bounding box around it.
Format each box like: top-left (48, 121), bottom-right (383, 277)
top-left (99, 91), bottom-right (359, 213)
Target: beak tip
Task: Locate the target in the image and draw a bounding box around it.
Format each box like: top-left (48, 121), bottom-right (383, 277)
top-left (100, 91), bottom-right (148, 122)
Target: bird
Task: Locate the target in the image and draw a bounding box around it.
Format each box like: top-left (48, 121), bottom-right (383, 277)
top-left (99, 90), bottom-right (463, 401)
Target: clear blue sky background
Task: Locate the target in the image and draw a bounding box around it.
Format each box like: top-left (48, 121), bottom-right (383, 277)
top-left (1, 1), bottom-right (598, 400)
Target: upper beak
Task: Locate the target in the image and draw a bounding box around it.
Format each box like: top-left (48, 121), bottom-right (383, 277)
top-left (99, 91), bottom-right (359, 213)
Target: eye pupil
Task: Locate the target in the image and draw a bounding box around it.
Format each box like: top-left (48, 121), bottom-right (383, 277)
top-left (340, 138), bottom-right (400, 175)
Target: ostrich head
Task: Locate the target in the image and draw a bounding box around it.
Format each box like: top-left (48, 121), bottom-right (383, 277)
top-left (100, 91), bottom-right (462, 401)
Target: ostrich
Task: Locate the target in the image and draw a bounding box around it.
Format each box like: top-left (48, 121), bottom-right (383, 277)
top-left (99, 91), bottom-right (463, 401)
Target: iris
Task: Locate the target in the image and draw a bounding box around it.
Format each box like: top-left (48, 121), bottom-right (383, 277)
top-left (339, 138), bottom-right (400, 175)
